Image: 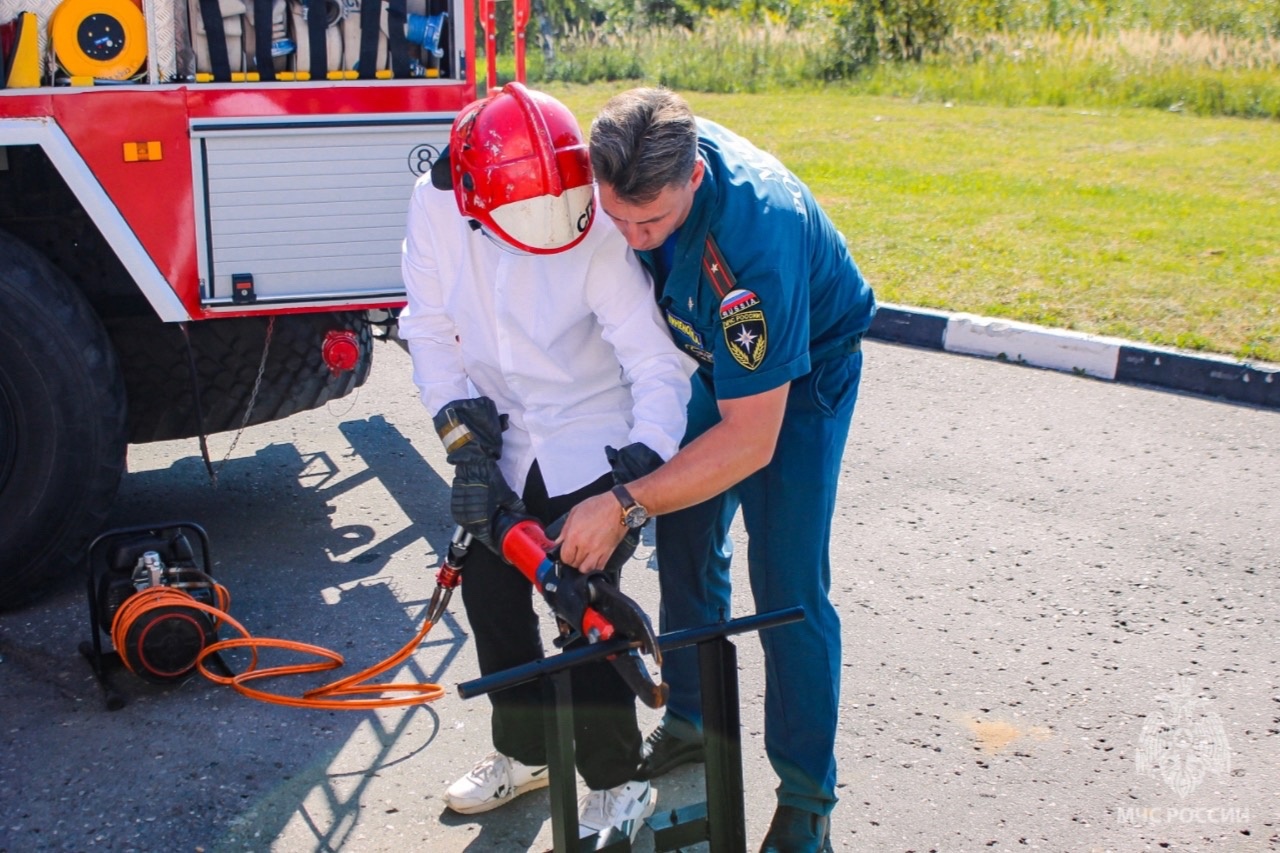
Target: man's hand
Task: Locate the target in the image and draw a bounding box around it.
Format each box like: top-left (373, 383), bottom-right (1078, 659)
top-left (558, 384), bottom-right (791, 570)
top-left (555, 491), bottom-right (629, 572)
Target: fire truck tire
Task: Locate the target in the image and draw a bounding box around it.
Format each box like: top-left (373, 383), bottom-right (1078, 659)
top-left (108, 312), bottom-right (373, 443)
top-left (0, 229), bottom-right (128, 611)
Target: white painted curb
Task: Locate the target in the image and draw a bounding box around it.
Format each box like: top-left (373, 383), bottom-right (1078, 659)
top-left (943, 315), bottom-right (1123, 381)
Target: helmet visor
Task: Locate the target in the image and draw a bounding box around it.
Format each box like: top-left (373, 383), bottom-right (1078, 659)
top-left (475, 222), bottom-right (533, 256)
top-left (487, 183), bottom-right (595, 255)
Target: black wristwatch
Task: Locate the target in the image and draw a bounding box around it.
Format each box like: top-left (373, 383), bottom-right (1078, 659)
top-left (611, 484), bottom-right (649, 529)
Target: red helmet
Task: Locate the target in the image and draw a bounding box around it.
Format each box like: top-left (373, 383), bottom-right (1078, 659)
top-left (447, 82), bottom-right (595, 254)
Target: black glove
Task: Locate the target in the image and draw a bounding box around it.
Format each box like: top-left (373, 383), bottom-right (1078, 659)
top-left (450, 460), bottom-right (524, 549)
top-left (433, 397), bottom-right (506, 464)
top-left (605, 442), bottom-right (664, 485)
top-left (433, 397), bottom-right (521, 548)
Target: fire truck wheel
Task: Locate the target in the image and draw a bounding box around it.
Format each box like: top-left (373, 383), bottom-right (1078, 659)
top-left (0, 229), bottom-right (128, 611)
top-left (108, 311), bottom-right (373, 443)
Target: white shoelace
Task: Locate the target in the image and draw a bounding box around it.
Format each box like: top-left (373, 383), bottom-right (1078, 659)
top-left (578, 789), bottom-right (613, 830)
top-left (579, 782), bottom-right (646, 832)
top-left (468, 753), bottom-right (509, 786)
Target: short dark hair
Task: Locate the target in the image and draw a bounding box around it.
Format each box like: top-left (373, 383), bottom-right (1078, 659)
top-left (589, 88), bottom-right (699, 205)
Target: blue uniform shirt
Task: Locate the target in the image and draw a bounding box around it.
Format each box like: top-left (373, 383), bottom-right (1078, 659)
top-left (640, 119), bottom-right (876, 400)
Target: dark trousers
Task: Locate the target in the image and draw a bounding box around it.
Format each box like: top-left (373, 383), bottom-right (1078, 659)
top-left (458, 461), bottom-right (642, 791)
top-left (656, 350), bottom-right (863, 815)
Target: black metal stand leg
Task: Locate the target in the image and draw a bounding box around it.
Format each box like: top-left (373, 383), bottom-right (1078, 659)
top-left (648, 635), bottom-right (749, 853)
top-left (544, 670), bottom-right (579, 853)
top-left (700, 636), bottom-right (746, 853)
top-left (458, 608), bottom-right (805, 853)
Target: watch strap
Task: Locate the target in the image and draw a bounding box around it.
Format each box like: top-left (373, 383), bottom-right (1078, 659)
top-left (611, 484), bottom-right (647, 528)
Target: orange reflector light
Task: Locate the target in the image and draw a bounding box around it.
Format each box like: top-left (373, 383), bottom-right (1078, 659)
top-left (123, 141), bottom-right (163, 162)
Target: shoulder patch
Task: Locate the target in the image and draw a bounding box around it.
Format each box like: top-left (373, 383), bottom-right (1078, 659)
top-left (718, 289), bottom-right (760, 318)
top-left (720, 289), bottom-right (767, 370)
top-left (666, 309), bottom-right (714, 365)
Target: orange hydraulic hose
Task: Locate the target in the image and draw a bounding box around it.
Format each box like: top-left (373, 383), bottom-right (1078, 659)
top-left (111, 583), bottom-right (447, 710)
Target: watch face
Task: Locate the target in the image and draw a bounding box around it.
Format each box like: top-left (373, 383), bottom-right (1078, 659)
top-left (613, 484), bottom-right (647, 528)
top-left (623, 505), bottom-right (648, 529)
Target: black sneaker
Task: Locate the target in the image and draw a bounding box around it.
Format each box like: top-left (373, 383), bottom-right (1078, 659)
top-left (636, 721), bottom-right (705, 780)
top-left (758, 805), bottom-right (832, 853)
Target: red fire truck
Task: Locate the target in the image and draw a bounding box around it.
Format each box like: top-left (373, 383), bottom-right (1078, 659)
top-left (0, 0), bottom-right (528, 607)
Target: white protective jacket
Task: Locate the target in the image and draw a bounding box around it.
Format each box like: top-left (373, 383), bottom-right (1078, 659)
top-left (399, 178), bottom-right (696, 498)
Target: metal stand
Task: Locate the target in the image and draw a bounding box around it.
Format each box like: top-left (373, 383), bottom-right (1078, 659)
top-left (645, 635), bottom-right (745, 851)
top-left (543, 670), bottom-right (582, 852)
top-left (458, 606), bottom-right (805, 853)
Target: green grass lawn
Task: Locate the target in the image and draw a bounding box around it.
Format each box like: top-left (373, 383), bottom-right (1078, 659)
top-left (545, 83), bottom-right (1280, 364)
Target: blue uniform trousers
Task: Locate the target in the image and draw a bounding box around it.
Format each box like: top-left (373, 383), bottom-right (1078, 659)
top-left (655, 350), bottom-right (862, 816)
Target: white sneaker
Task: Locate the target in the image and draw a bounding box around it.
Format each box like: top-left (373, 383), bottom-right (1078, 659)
top-left (577, 779), bottom-right (656, 843)
top-left (443, 752), bottom-right (549, 815)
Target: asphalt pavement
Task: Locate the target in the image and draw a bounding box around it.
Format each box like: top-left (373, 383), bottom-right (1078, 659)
top-left (1, 337), bottom-right (1276, 853)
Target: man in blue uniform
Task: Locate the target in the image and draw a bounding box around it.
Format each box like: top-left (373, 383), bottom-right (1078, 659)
top-left (557, 87), bottom-right (876, 852)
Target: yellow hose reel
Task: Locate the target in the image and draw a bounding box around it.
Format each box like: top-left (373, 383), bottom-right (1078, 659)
top-left (50, 0), bottom-right (148, 80)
